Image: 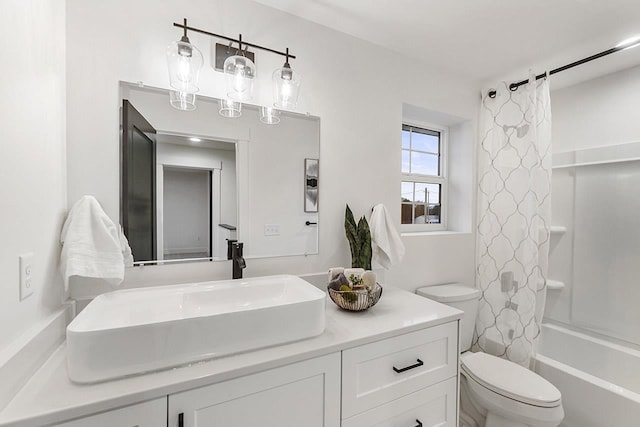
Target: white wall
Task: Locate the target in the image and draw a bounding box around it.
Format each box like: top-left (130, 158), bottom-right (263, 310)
top-left (163, 168), bottom-right (210, 257)
top-left (0, 0), bottom-right (66, 352)
top-left (245, 113), bottom-right (320, 257)
top-left (546, 64), bottom-right (640, 345)
top-left (66, 0), bottom-right (478, 298)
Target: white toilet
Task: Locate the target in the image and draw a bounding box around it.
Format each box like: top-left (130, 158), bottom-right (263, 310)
top-left (416, 284), bottom-right (564, 427)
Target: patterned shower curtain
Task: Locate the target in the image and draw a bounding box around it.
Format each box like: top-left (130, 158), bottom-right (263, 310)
top-left (474, 73), bottom-right (552, 367)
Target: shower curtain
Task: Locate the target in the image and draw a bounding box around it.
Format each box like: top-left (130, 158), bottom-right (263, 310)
top-left (474, 73), bottom-right (552, 367)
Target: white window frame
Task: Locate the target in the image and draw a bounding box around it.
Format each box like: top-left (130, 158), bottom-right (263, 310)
top-left (401, 120), bottom-right (448, 232)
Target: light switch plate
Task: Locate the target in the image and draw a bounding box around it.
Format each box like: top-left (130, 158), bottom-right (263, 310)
top-left (19, 253), bottom-right (34, 301)
top-left (264, 224), bottom-right (280, 236)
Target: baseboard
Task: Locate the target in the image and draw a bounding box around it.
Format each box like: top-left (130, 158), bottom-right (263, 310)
top-left (0, 302), bottom-right (75, 410)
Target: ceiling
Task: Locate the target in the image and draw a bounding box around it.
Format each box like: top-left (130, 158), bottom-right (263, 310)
top-left (253, 0), bottom-right (640, 88)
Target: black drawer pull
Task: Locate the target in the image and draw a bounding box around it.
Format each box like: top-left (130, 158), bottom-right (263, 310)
top-left (178, 412), bottom-right (184, 427)
top-left (414, 420), bottom-right (423, 427)
top-left (393, 359), bottom-right (423, 373)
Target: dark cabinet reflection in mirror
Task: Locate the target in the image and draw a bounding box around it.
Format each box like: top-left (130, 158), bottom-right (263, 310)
top-left (121, 100), bottom-right (157, 262)
top-left (119, 82), bottom-right (319, 264)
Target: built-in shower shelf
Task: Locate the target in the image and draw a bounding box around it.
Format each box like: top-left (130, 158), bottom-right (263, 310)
top-left (550, 226), bottom-right (567, 235)
top-left (547, 280), bottom-right (565, 290)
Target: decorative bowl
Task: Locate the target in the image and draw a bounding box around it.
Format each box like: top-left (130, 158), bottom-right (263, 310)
top-left (327, 283), bottom-right (383, 311)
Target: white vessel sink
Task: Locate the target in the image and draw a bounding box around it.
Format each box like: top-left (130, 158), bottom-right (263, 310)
top-left (66, 275), bottom-right (326, 383)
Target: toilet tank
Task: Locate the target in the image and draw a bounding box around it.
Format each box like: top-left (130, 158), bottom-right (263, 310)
top-left (416, 284), bottom-right (480, 352)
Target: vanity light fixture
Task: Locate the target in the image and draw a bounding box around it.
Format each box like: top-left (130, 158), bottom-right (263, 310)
top-left (218, 98), bottom-right (242, 118)
top-left (166, 19), bottom-right (203, 94)
top-left (259, 107), bottom-right (281, 125)
top-left (273, 48), bottom-right (301, 109)
top-left (189, 137), bottom-right (202, 142)
top-left (223, 35), bottom-right (257, 101)
top-left (168, 19), bottom-right (301, 117)
top-left (169, 90), bottom-right (196, 111)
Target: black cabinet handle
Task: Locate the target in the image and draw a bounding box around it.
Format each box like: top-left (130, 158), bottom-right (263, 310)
top-left (178, 412), bottom-right (184, 427)
top-left (305, 221), bottom-right (317, 226)
top-left (414, 420), bottom-right (423, 427)
top-left (393, 359), bottom-right (423, 373)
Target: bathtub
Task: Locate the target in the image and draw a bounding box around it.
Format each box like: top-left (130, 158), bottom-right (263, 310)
top-left (534, 323), bottom-right (640, 427)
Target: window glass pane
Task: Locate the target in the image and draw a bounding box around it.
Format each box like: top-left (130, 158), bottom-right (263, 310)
top-left (412, 131), bottom-right (439, 153)
top-left (427, 204), bottom-right (441, 224)
top-left (402, 150), bottom-right (410, 173)
top-left (414, 183), bottom-right (427, 203)
top-left (413, 204), bottom-right (427, 224)
top-left (401, 181), bottom-right (414, 202)
top-left (401, 203), bottom-right (413, 224)
top-left (425, 183), bottom-right (440, 204)
top-left (402, 130), bottom-right (411, 149)
top-left (411, 152), bottom-right (439, 176)
top-left (413, 183), bottom-right (441, 204)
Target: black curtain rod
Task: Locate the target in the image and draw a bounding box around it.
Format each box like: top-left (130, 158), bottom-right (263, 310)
top-left (488, 43), bottom-right (633, 98)
top-left (173, 21), bottom-right (296, 60)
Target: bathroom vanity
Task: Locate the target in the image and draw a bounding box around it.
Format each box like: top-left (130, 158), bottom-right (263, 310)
top-left (0, 284), bottom-right (461, 427)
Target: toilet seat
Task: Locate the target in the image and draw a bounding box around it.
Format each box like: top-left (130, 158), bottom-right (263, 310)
top-left (461, 352), bottom-right (561, 408)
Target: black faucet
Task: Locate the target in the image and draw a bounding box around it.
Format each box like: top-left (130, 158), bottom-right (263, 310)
top-left (231, 242), bottom-right (246, 279)
top-left (226, 239), bottom-right (237, 260)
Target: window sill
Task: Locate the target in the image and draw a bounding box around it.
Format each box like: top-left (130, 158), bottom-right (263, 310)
top-left (400, 230), bottom-right (472, 237)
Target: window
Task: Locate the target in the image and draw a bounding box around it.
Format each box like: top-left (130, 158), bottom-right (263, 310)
top-left (401, 124), bottom-right (446, 231)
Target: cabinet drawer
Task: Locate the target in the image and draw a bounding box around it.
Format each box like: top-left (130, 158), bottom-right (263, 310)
top-left (342, 321), bottom-right (458, 418)
top-left (342, 377), bottom-right (457, 427)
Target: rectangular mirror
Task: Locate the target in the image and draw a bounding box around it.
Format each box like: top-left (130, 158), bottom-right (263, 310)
top-left (119, 82), bottom-right (320, 264)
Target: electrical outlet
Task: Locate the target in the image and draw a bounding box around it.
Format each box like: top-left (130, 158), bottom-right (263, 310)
top-left (19, 253), bottom-right (34, 301)
top-left (264, 224), bottom-right (280, 236)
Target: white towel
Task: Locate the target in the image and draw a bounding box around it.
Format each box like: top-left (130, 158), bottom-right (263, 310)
top-left (60, 196), bottom-right (133, 291)
top-left (369, 204), bottom-right (405, 269)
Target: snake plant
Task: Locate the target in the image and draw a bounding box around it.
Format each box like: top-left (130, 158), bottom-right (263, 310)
top-left (344, 204), bottom-right (372, 270)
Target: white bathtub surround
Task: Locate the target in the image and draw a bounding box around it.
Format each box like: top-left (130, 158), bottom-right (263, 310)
top-left (535, 323), bottom-right (640, 427)
top-left (60, 196), bottom-right (133, 290)
top-left (0, 287), bottom-right (461, 427)
top-left (475, 73), bottom-right (552, 367)
top-left (66, 275), bottom-right (326, 383)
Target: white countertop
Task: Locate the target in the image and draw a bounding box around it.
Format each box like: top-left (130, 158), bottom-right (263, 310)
top-left (0, 286), bottom-right (462, 427)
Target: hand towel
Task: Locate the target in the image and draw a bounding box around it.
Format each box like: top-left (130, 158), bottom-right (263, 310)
top-left (369, 204), bottom-right (405, 269)
top-left (60, 196), bottom-right (133, 290)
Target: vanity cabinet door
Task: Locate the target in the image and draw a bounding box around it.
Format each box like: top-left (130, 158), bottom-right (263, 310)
top-left (341, 377), bottom-right (457, 427)
top-left (51, 398), bottom-right (166, 427)
top-left (168, 352), bottom-right (341, 427)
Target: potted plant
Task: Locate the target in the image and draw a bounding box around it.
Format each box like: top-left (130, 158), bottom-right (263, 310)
top-left (344, 204), bottom-right (372, 270)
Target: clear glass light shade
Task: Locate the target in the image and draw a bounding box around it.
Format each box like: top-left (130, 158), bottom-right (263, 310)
top-left (259, 107), bottom-right (281, 125)
top-left (169, 90), bottom-right (196, 111)
top-left (218, 98), bottom-right (242, 118)
top-left (167, 40), bottom-right (203, 93)
top-left (223, 55), bottom-right (256, 101)
top-left (272, 65), bottom-right (301, 109)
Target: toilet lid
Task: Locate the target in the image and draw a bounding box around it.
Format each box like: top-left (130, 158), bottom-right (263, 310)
top-left (461, 352), bottom-right (561, 408)
top-left (416, 284), bottom-right (480, 303)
